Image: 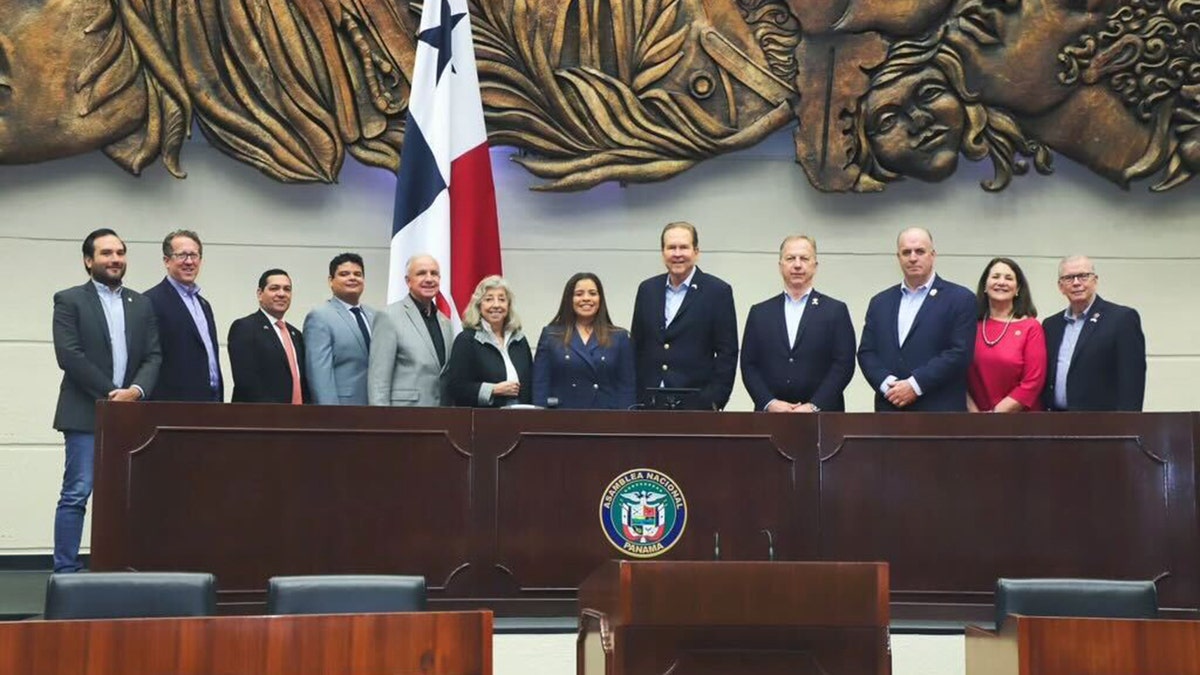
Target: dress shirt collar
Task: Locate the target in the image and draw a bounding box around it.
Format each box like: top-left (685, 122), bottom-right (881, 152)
top-left (166, 275), bottom-right (201, 297)
top-left (783, 287), bottom-right (813, 304)
top-left (260, 309), bottom-right (287, 325)
top-left (1063, 299), bottom-right (1096, 323)
top-left (900, 272), bottom-right (936, 295)
top-left (91, 280), bottom-right (124, 297)
top-left (665, 267), bottom-right (697, 292)
top-left (410, 294), bottom-right (438, 318)
top-left (333, 296), bottom-right (363, 312)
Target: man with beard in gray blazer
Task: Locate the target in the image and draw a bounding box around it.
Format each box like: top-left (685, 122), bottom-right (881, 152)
top-left (303, 253), bottom-right (375, 405)
top-left (52, 228), bottom-right (161, 572)
top-left (368, 254), bottom-right (453, 406)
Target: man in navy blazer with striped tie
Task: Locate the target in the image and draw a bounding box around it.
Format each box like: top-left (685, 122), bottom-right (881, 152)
top-left (741, 235), bottom-right (856, 412)
top-left (857, 228), bottom-right (975, 411)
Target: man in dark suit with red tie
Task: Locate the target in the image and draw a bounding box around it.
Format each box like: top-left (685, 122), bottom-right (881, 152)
top-left (144, 230), bottom-right (224, 401)
top-left (741, 236), bottom-right (856, 412)
top-left (631, 222), bottom-right (738, 410)
top-left (228, 269), bottom-right (310, 404)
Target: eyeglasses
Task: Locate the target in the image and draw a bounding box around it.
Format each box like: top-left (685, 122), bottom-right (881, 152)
top-left (1058, 272), bottom-right (1095, 284)
top-left (169, 252), bottom-right (202, 262)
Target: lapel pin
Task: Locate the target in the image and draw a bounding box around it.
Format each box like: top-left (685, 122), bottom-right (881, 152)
top-left (690, 284), bottom-right (698, 290)
top-left (1090, 313), bottom-right (1101, 323)
top-left (811, 297), bottom-right (819, 306)
top-left (929, 288), bottom-right (938, 297)
top-left (1015, 330), bottom-right (1022, 336)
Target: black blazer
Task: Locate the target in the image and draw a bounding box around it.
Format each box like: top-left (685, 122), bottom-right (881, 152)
top-left (630, 268), bottom-right (738, 410)
top-left (227, 311), bottom-right (310, 404)
top-left (145, 278), bottom-right (224, 401)
top-left (740, 290), bottom-right (856, 411)
top-left (1041, 296), bottom-right (1146, 411)
top-left (857, 275), bottom-right (976, 412)
top-left (51, 283), bottom-right (162, 432)
top-left (446, 328), bottom-right (533, 407)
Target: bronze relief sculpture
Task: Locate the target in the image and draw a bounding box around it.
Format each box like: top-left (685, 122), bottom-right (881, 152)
top-left (1, 0), bottom-right (1198, 192)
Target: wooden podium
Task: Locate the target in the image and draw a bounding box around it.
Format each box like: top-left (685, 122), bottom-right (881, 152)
top-left (966, 614), bottom-right (1200, 675)
top-left (576, 561), bottom-right (890, 675)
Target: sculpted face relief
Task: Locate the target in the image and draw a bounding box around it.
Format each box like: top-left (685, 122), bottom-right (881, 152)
top-left (863, 65), bottom-right (966, 181)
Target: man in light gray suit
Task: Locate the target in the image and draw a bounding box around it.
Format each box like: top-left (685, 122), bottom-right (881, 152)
top-left (303, 253), bottom-right (375, 405)
top-left (369, 255), bottom-right (453, 406)
top-left (52, 228), bottom-right (161, 572)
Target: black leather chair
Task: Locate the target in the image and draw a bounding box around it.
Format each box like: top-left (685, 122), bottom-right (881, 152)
top-left (266, 575), bottom-right (427, 615)
top-left (994, 578), bottom-right (1158, 630)
top-left (43, 572), bottom-right (217, 620)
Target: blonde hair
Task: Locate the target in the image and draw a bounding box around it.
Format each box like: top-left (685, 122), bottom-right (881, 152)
top-left (462, 275), bottom-right (522, 332)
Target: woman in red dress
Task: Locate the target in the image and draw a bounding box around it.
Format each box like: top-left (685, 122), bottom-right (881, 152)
top-left (967, 257), bottom-right (1047, 412)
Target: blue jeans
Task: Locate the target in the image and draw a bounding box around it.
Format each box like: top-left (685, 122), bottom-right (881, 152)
top-left (53, 431), bottom-right (94, 573)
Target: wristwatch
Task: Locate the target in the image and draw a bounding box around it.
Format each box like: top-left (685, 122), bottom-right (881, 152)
top-left (809, 403), bottom-right (821, 412)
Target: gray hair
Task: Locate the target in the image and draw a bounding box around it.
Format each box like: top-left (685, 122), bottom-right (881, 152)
top-left (405, 254), bottom-right (439, 277)
top-left (462, 275), bottom-right (522, 332)
top-left (1058, 255), bottom-right (1095, 275)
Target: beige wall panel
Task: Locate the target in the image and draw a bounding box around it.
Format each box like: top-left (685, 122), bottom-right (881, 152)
top-left (0, 446), bottom-right (69, 553)
top-left (2, 130), bottom-right (1198, 556)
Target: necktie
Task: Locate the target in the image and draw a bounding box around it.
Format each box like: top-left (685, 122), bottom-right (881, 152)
top-left (350, 306), bottom-right (371, 350)
top-left (275, 320), bottom-right (303, 405)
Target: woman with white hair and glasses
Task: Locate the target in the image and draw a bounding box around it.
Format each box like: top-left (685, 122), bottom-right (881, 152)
top-left (446, 276), bottom-right (533, 407)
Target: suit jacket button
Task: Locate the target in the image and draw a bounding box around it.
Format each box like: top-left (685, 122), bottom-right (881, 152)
top-left (663, 343), bottom-right (670, 350)
top-left (788, 358), bottom-right (793, 363)
top-left (661, 364), bottom-right (668, 371)
top-left (600, 356), bottom-right (606, 361)
top-left (593, 383), bottom-right (599, 389)
top-left (565, 354), bottom-right (570, 360)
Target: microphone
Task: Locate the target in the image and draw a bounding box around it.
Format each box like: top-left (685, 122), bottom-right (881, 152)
top-left (761, 529), bottom-right (775, 562)
top-left (713, 532), bottom-right (721, 561)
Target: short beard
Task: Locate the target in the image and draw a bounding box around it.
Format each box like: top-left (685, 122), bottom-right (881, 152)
top-left (90, 265), bottom-right (125, 289)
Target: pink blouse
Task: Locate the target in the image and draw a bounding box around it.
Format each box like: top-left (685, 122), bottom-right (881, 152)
top-left (967, 317), bottom-right (1047, 411)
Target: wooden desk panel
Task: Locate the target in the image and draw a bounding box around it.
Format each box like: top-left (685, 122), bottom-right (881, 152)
top-left (91, 404), bottom-right (1200, 617)
top-left (0, 611), bottom-right (492, 675)
top-left (475, 410), bottom-right (818, 595)
top-left (94, 403), bottom-right (476, 603)
top-left (966, 615), bottom-right (1200, 675)
top-left (819, 413), bottom-right (1198, 609)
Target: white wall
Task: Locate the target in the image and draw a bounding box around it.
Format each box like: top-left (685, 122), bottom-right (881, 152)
top-left (1, 128), bottom-right (1197, 554)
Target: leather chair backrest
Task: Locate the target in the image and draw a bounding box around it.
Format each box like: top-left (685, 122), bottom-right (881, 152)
top-left (266, 575), bottom-right (427, 615)
top-left (44, 572), bottom-right (217, 620)
top-left (995, 578), bottom-right (1157, 630)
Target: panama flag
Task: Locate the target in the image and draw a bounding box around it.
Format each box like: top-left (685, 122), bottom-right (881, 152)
top-left (389, 0), bottom-right (501, 330)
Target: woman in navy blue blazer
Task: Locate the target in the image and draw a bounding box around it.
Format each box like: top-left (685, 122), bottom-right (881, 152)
top-left (533, 273), bottom-right (636, 410)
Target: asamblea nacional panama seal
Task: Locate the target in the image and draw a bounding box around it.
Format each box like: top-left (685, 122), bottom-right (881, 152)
top-left (599, 468), bottom-right (687, 558)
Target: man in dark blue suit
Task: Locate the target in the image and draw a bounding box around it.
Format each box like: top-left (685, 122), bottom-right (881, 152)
top-left (857, 228), bottom-right (975, 411)
top-left (1042, 256), bottom-right (1146, 411)
top-left (741, 236), bottom-right (856, 412)
top-left (144, 230), bottom-right (225, 401)
top-left (631, 222), bottom-right (738, 410)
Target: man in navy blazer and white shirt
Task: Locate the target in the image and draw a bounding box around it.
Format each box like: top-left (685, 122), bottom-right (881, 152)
top-left (741, 235), bottom-right (856, 412)
top-left (631, 222), bottom-right (738, 410)
top-left (1041, 255), bottom-right (1146, 411)
top-left (144, 230), bottom-right (224, 401)
top-left (857, 228), bottom-right (976, 411)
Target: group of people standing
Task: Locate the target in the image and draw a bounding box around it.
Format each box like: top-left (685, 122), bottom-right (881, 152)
top-left (48, 223), bottom-right (1147, 572)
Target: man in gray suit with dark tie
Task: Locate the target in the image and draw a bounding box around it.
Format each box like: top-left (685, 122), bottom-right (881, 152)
top-left (303, 253), bottom-right (375, 405)
top-left (368, 254), bottom-right (453, 406)
top-left (51, 228), bottom-right (161, 572)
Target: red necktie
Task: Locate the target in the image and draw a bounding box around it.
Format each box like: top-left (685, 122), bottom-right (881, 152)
top-left (275, 320), bottom-right (303, 405)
